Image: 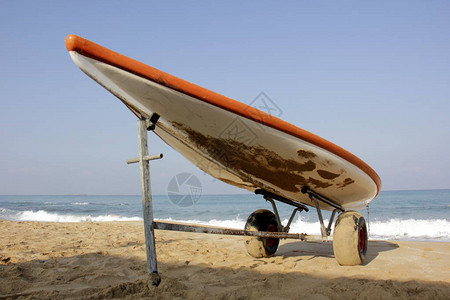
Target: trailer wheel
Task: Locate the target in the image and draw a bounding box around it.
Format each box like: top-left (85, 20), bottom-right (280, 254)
top-left (333, 211), bottom-right (368, 266)
top-left (244, 209), bottom-right (280, 258)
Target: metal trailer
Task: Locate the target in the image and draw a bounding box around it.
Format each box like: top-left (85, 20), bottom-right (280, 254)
top-left (129, 118), bottom-right (368, 287)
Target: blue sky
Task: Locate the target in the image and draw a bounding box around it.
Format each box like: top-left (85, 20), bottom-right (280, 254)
top-left (0, 1), bottom-right (449, 195)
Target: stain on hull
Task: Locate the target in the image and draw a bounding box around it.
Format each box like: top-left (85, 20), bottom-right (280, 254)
top-left (338, 178), bottom-right (355, 189)
top-left (172, 122), bottom-right (347, 195)
top-left (297, 149), bottom-right (317, 159)
top-left (317, 169), bottom-right (341, 180)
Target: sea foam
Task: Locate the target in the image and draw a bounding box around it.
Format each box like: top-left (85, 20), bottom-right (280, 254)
top-left (159, 217), bottom-right (450, 241)
top-left (3, 209), bottom-right (449, 241)
top-left (16, 210), bottom-right (142, 222)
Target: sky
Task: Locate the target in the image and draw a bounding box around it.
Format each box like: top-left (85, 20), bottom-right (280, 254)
top-left (0, 1), bottom-right (449, 195)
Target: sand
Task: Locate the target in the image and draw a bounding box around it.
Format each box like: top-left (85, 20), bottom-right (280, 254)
top-left (0, 220), bottom-right (449, 299)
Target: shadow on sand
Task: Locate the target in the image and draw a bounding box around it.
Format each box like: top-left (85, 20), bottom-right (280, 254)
top-left (277, 240), bottom-right (399, 264)
top-left (0, 244), bottom-right (448, 300)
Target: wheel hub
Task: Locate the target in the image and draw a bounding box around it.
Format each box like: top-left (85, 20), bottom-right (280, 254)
top-left (266, 224), bottom-right (277, 247)
top-left (359, 227), bottom-right (366, 253)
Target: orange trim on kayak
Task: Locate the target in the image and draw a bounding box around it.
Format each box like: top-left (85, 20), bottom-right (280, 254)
top-left (65, 34), bottom-right (381, 193)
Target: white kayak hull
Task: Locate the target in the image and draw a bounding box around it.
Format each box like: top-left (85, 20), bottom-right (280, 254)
top-left (66, 36), bottom-right (380, 211)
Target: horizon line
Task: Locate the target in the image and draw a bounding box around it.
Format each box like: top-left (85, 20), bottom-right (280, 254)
top-left (1, 188), bottom-right (449, 197)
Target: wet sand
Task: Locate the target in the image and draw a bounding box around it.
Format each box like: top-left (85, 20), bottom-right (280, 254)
top-left (0, 220), bottom-right (449, 299)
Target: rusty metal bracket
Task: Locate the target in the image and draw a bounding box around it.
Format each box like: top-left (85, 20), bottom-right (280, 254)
top-left (255, 189), bottom-right (309, 211)
top-left (146, 113), bottom-right (160, 131)
top-left (301, 187), bottom-right (344, 212)
top-left (301, 187), bottom-right (343, 241)
top-left (254, 189), bottom-right (308, 234)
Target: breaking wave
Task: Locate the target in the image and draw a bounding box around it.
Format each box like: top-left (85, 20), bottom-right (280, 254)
top-left (159, 217), bottom-right (450, 242)
top-left (1, 209), bottom-right (449, 241)
top-left (13, 210), bottom-right (141, 222)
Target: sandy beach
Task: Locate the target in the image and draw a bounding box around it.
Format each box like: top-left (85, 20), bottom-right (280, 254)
top-left (0, 220), bottom-right (448, 299)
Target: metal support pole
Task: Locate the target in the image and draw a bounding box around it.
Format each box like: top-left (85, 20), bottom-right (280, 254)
top-left (326, 209), bottom-right (339, 235)
top-left (312, 197), bottom-right (328, 241)
top-left (284, 208), bottom-right (301, 233)
top-left (136, 118), bottom-right (161, 287)
top-left (265, 196), bottom-right (283, 232)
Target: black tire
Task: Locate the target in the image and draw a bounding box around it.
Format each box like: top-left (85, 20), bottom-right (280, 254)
top-left (333, 211), bottom-right (368, 266)
top-left (244, 209), bottom-right (280, 258)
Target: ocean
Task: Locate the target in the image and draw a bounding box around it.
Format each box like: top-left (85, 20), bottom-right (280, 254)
top-left (0, 190), bottom-right (449, 242)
